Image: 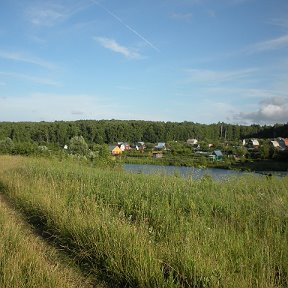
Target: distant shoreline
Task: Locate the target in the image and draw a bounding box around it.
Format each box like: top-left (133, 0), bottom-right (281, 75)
top-left (121, 156), bottom-right (288, 172)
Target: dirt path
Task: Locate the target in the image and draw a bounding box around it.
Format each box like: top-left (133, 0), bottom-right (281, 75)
top-left (0, 189), bottom-right (107, 288)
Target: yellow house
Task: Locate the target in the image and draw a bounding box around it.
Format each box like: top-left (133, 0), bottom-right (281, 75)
top-left (110, 145), bottom-right (122, 155)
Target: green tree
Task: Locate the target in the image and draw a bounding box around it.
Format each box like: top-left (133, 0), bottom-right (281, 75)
top-left (69, 136), bottom-right (89, 155)
top-left (259, 142), bottom-right (270, 159)
top-left (0, 137), bottom-right (14, 154)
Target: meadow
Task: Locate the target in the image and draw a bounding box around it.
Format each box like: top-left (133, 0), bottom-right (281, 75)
top-left (0, 185), bottom-right (94, 287)
top-left (0, 155), bottom-right (287, 287)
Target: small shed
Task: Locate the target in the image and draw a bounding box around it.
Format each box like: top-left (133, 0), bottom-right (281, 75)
top-left (155, 142), bottom-right (166, 150)
top-left (152, 151), bottom-right (163, 158)
top-left (210, 150), bottom-right (223, 161)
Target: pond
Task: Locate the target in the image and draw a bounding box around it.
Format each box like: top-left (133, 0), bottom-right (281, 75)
top-left (123, 164), bottom-right (253, 180)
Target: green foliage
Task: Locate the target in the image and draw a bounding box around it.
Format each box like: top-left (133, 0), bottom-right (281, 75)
top-left (2, 156), bottom-right (287, 287)
top-left (69, 136), bottom-right (89, 155)
top-left (1, 120), bottom-right (287, 146)
top-left (0, 137), bottom-right (14, 153)
top-left (12, 142), bottom-right (38, 156)
top-left (0, 187), bottom-right (93, 287)
top-left (96, 144), bottom-right (110, 159)
top-left (259, 142), bottom-right (270, 159)
top-left (272, 150), bottom-right (288, 161)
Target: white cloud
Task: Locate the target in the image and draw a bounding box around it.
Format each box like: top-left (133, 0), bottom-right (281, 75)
top-left (25, 1), bottom-right (91, 27)
top-left (90, 0), bottom-right (159, 52)
top-left (94, 37), bottom-right (141, 59)
top-left (234, 96), bottom-right (288, 124)
top-left (245, 34), bottom-right (288, 54)
top-left (0, 50), bottom-right (56, 69)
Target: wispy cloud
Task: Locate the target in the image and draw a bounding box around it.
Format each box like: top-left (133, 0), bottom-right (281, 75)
top-left (234, 96), bottom-right (288, 124)
top-left (206, 87), bottom-right (283, 99)
top-left (185, 68), bottom-right (257, 85)
top-left (269, 18), bottom-right (288, 29)
top-left (0, 50), bottom-right (56, 69)
top-left (94, 37), bottom-right (141, 59)
top-left (90, 0), bottom-right (159, 52)
top-left (0, 71), bottom-right (60, 86)
top-left (245, 34), bottom-right (288, 54)
top-left (25, 0), bottom-right (91, 27)
top-left (170, 12), bottom-right (193, 22)
top-left (71, 110), bottom-right (85, 115)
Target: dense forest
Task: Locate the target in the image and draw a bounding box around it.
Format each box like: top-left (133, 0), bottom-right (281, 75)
top-left (0, 120), bottom-right (288, 145)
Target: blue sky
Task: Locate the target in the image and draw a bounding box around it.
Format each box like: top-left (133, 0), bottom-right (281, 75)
top-left (0, 0), bottom-right (288, 124)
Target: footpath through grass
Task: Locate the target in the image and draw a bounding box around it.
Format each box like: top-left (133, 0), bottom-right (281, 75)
top-left (0, 191), bottom-right (94, 287)
top-left (0, 155), bottom-right (287, 287)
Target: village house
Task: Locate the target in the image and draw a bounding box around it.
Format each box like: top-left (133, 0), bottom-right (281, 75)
top-left (277, 137), bottom-right (288, 150)
top-left (137, 142), bottom-right (145, 150)
top-left (109, 145), bottom-right (122, 155)
top-left (138, 141), bottom-right (145, 147)
top-left (187, 139), bottom-right (200, 149)
top-left (187, 139), bottom-right (198, 146)
top-left (270, 140), bottom-right (280, 149)
top-left (247, 139), bottom-right (260, 148)
top-left (154, 142), bottom-right (166, 150)
top-left (117, 142), bottom-right (131, 151)
top-left (152, 151), bottom-right (163, 158)
top-left (209, 150), bottom-right (223, 161)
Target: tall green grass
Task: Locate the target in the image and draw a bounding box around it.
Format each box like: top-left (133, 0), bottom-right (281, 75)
top-left (0, 155), bottom-right (287, 287)
top-left (0, 196), bottom-right (93, 287)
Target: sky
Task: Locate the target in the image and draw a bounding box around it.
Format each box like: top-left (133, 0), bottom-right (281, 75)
top-left (0, 0), bottom-right (288, 125)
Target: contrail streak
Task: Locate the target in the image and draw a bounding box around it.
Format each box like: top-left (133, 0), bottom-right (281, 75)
top-left (90, 0), bottom-right (159, 52)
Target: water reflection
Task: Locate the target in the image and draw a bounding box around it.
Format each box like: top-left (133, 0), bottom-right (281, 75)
top-left (123, 164), bottom-right (252, 180)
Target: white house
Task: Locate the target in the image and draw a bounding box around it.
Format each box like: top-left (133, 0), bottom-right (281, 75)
top-left (187, 139), bottom-right (198, 146)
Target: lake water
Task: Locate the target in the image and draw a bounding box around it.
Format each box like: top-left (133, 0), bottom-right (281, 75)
top-left (123, 164), bottom-right (252, 180)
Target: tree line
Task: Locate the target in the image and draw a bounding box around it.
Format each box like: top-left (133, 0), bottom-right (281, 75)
top-left (0, 120), bottom-right (287, 146)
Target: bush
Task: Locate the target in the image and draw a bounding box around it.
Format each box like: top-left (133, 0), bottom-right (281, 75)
top-left (0, 137), bottom-right (14, 154)
top-left (69, 136), bottom-right (89, 156)
top-left (11, 142), bottom-right (38, 156)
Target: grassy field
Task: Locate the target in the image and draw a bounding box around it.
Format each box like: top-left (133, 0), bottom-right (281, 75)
top-left (0, 190), bottom-right (94, 287)
top-left (0, 155), bottom-right (287, 287)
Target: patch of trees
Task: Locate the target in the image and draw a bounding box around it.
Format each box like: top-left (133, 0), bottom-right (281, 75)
top-left (0, 120), bottom-right (287, 147)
